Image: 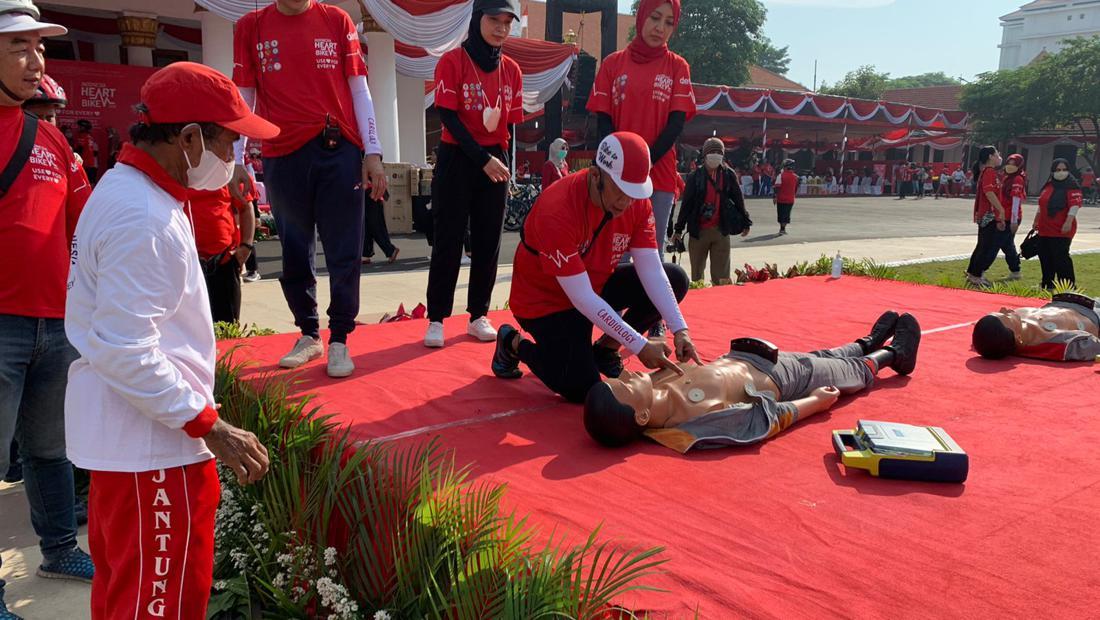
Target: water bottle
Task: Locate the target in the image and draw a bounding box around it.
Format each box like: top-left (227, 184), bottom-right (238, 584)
top-left (831, 251), bottom-right (843, 279)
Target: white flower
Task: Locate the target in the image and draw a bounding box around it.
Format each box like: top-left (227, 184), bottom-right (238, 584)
top-left (324, 547), bottom-right (338, 567)
top-left (373, 611), bottom-right (391, 620)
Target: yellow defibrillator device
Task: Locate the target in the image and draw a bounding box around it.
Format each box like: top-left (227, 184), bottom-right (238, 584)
top-left (833, 420), bottom-right (968, 483)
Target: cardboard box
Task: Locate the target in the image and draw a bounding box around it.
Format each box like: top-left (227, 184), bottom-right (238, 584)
top-left (384, 185), bottom-right (414, 234)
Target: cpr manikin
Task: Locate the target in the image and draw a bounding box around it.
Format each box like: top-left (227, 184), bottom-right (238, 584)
top-left (584, 312), bottom-right (922, 453)
top-left (972, 293), bottom-right (1100, 361)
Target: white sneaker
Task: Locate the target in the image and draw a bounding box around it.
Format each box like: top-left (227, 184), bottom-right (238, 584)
top-left (279, 336), bottom-right (323, 369)
top-left (460, 254), bottom-right (472, 265)
top-left (242, 271), bottom-right (261, 282)
top-left (467, 316), bottom-right (497, 342)
top-left (326, 343), bottom-right (354, 378)
top-left (424, 321), bottom-right (445, 348)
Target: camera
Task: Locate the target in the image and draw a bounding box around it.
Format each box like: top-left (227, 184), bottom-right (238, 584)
top-left (666, 237), bottom-right (686, 254)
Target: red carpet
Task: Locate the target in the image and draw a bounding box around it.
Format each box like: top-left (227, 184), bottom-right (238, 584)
top-left (223, 277), bottom-right (1100, 618)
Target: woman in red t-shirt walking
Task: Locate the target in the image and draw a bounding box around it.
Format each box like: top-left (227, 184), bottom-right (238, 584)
top-left (772, 159), bottom-right (799, 235)
top-left (964, 146), bottom-right (1005, 288)
top-left (1031, 158), bottom-right (1082, 289)
top-left (424, 0), bottom-right (523, 348)
top-left (587, 0), bottom-right (695, 264)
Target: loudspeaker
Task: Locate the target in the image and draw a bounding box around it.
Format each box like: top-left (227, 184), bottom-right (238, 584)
top-left (570, 51), bottom-right (597, 114)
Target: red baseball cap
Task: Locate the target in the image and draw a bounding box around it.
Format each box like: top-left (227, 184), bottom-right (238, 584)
top-left (140, 62), bottom-right (279, 140)
top-left (596, 131), bottom-right (653, 200)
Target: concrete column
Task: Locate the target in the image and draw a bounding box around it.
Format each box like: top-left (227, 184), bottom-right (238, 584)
top-left (117, 12), bottom-right (157, 67)
top-left (365, 30), bottom-right (400, 162)
top-left (199, 9), bottom-right (235, 77)
top-left (396, 73), bottom-right (426, 166)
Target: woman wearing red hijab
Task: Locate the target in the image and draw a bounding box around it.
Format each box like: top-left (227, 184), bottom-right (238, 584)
top-left (588, 0), bottom-right (695, 269)
top-left (995, 153), bottom-right (1026, 280)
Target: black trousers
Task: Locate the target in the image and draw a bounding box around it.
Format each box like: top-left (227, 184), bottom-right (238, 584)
top-left (776, 202), bottom-right (794, 225)
top-left (1036, 236), bottom-right (1075, 289)
top-left (426, 143), bottom-right (508, 322)
top-left (897, 180), bottom-right (910, 198)
top-left (205, 256), bottom-right (242, 324)
top-left (996, 227), bottom-right (1021, 273)
top-left (515, 263), bottom-right (690, 404)
top-left (966, 223), bottom-right (1001, 277)
top-left (264, 136), bottom-right (364, 341)
top-left (363, 196), bottom-right (396, 259)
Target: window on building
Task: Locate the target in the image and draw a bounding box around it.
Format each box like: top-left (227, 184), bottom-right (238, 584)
top-left (933, 149), bottom-right (945, 163)
top-left (153, 49), bottom-right (188, 67)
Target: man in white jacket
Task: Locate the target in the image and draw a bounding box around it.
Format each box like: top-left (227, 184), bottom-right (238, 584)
top-left (65, 62), bottom-right (274, 619)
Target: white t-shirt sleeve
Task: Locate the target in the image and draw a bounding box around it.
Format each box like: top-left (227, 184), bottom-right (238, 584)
top-left (75, 227), bottom-right (210, 430)
top-left (556, 273), bottom-right (647, 355)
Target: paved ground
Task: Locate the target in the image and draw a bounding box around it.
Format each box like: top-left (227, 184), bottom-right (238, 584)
top-left (4, 195), bottom-right (1100, 618)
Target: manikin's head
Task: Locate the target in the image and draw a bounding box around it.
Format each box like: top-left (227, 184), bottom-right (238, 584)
top-left (585, 370), bottom-right (677, 447)
top-left (973, 303), bottom-right (1093, 359)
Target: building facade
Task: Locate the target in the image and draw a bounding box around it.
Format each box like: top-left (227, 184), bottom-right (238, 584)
top-left (999, 0), bottom-right (1100, 70)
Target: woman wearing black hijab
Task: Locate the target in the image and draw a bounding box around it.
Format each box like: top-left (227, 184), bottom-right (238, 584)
top-left (1031, 158), bottom-right (1082, 289)
top-left (425, 0), bottom-right (523, 348)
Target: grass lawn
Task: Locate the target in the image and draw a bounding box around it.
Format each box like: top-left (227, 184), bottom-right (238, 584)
top-left (891, 252), bottom-right (1100, 296)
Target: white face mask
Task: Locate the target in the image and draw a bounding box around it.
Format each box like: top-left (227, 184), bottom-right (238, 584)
top-left (1004, 165), bottom-right (1018, 174)
top-left (705, 154), bottom-right (724, 169)
top-left (181, 125), bottom-right (233, 190)
top-left (1053, 171), bottom-right (1069, 181)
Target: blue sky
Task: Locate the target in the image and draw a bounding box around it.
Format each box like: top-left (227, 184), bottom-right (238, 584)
top-left (616, 0), bottom-right (1010, 88)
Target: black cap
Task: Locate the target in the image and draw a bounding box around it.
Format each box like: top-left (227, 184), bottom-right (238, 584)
top-left (474, 0), bottom-right (520, 19)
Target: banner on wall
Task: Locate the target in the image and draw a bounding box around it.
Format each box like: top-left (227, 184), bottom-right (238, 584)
top-left (47, 59), bottom-right (157, 173)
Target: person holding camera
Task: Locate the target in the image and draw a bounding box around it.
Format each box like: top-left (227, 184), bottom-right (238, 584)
top-left (671, 137), bottom-right (750, 285)
top-left (490, 132), bottom-right (700, 403)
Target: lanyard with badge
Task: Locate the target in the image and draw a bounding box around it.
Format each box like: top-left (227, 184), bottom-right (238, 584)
top-left (463, 49), bottom-right (503, 132)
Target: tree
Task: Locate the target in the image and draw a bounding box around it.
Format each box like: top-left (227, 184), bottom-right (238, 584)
top-left (887, 72), bottom-right (961, 89)
top-left (753, 35), bottom-right (791, 75)
top-left (1033, 36), bottom-right (1100, 171)
top-left (631, 0), bottom-right (767, 86)
top-left (958, 65), bottom-right (1043, 147)
top-left (819, 65), bottom-right (891, 100)
top-left (959, 36), bottom-right (1100, 171)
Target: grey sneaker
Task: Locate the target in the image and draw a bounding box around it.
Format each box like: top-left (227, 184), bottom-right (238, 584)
top-left (1007, 271), bottom-right (1022, 281)
top-left (279, 336), bottom-right (323, 369)
top-left (326, 343), bottom-right (354, 378)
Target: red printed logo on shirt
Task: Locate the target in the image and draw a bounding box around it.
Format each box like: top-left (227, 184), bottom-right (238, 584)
top-left (256, 40), bottom-right (282, 73)
top-left (314, 38), bottom-right (338, 70)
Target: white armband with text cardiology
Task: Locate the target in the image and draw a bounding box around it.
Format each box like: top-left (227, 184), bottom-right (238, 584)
top-left (631, 247), bottom-right (688, 334)
top-left (557, 272), bottom-right (647, 355)
top-left (233, 86), bottom-right (257, 164)
top-left (348, 76), bottom-right (383, 157)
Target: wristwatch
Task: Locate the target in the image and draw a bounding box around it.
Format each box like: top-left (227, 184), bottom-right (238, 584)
top-left (240, 242), bottom-right (255, 253)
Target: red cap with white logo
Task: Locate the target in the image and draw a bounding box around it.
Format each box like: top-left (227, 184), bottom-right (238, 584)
top-left (596, 131), bottom-right (653, 200)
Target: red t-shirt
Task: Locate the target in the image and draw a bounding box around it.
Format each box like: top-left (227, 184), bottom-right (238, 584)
top-left (774, 170), bottom-right (799, 204)
top-left (233, 2), bottom-right (366, 157)
top-left (587, 50), bottom-right (696, 193)
top-left (701, 169), bottom-right (722, 229)
top-left (73, 133), bottom-right (97, 168)
top-left (897, 166), bottom-right (912, 182)
top-left (186, 187), bottom-right (246, 259)
top-left (1000, 174), bottom-right (1027, 226)
top-left (541, 159), bottom-right (568, 189)
top-left (509, 169), bottom-right (658, 319)
top-left (0, 106), bottom-right (91, 318)
top-left (1082, 172), bottom-right (1095, 188)
top-left (1036, 184), bottom-right (1082, 238)
top-left (435, 48), bottom-right (523, 150)
top-left (974, 167), bottom-right (1003, 222)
